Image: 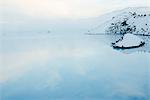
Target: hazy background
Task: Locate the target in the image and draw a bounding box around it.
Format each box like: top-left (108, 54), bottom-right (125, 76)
top-left (1, 0), bottom-right (150, 19)
top-left (1, 0), bottom-right (150, 35)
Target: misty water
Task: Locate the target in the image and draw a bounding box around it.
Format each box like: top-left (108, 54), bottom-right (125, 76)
top-left (1, 33), bottom-right (150, 100)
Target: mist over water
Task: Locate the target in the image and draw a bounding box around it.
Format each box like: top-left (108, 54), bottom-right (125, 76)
top-left (1, 33), bottom-right (150, 100)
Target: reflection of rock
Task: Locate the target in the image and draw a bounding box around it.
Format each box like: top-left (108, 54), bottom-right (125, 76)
top-left (112, 33), bottom-right (145, 49)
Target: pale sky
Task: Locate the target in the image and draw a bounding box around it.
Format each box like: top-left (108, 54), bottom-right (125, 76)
top-left (1, 0), bottom-right (150, 19)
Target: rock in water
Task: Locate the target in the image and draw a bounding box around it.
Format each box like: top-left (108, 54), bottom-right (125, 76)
top-left (113, 33), bottom-right (145, 49)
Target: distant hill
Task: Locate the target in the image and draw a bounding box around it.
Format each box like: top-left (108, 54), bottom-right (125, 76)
top-left (89, 7), bottom-right (150, 35)
top-left (106, 7), bottom-right (150, 35)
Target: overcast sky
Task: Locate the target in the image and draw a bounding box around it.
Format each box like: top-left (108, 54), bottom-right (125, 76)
top-left (1, 0), bottom-right (150, 19)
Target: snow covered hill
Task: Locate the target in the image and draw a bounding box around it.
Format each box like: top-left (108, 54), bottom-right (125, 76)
top-left (88, 7), bottom-right (150, 35)
top-left (105, 7), bottom-right (150, 36)
top-left (87, 7), bottom-right (150, 52)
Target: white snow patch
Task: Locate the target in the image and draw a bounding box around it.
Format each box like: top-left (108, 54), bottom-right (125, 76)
top-left (115, 33), bottom-right (144, 47)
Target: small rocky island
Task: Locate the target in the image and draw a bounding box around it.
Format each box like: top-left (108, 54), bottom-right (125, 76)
top-left (112, 33), bottom-right (145, 49)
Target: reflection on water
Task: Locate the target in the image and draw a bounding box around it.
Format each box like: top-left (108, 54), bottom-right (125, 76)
top-left (1, 34), bottom-right (150, 100)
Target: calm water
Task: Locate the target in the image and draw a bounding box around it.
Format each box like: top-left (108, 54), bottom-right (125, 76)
top-left (1, 34), bottom-right (150, 100)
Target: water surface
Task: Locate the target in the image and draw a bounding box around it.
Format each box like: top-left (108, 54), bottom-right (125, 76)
top-left (1, 34), bottom-right (150, 100)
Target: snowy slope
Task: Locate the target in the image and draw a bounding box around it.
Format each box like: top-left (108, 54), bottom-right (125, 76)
top-left (105, 7), bottom-right (150, 35)
top-left (88, 7), bottom-right (150, 35)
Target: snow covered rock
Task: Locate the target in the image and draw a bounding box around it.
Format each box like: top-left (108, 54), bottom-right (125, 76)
top-left (112, 33), bottom-right (145, 49)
